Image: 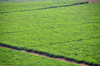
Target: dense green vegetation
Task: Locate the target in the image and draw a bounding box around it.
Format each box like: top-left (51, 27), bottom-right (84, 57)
top-left (0, 1), bottom-right (86, 12)
top-left (0, 1), bottom-right (100, 66)
top-left (0, 48), bottom-right (80, 66)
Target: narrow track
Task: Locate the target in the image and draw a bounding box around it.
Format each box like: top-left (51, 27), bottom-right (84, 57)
top-left (0, 45), bottom-right (91, 66)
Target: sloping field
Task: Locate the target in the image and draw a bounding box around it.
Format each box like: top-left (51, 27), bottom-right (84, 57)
top-left (0, 48), bottom-right (80, 66)
top-left (0, 1), bottom-right (87, 12)
top-left (0, 1), bottom-right (100, 66)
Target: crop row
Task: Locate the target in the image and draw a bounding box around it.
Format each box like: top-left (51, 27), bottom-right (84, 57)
top-left (0, 47), bottom-right (80, 66)
top-left (0, 43), bottom-right (99, 66)
top-left (0, 1), bottom-right (87, 12)
top-left (0, 1), bottom-right (100, 66)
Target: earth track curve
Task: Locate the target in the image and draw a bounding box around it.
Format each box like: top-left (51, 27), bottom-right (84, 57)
top-left (0, 45), bottom-right (91, 66)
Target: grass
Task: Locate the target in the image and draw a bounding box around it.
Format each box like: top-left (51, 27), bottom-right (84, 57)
top-left (0, 1), bottom-right (100, 66)
top-left (0, 48), bottom-right (80, 66)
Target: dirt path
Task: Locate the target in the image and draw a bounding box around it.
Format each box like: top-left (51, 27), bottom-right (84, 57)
top-left (0, 45), bottom-right (91, 66)
top-left (78, 0), bottom-right (100, 3)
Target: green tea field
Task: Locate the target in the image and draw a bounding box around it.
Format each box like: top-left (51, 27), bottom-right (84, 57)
top-left (0, 48), bottom-right (80, 66)
top-left (0, 0), bottom-right (100, 66)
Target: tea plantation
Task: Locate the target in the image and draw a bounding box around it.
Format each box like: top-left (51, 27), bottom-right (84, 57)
top-left (0, 1), bottom-right (100, 66)
top-left (0, 48), bottom-right (80, 66)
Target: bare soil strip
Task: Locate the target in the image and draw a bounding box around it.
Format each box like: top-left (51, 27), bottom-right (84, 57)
top-left (0, 45), bottom-right (91, 66)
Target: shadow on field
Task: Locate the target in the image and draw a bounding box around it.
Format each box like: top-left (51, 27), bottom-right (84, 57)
top-left (0, 1), bottom-right (88, 14)
top-left (49, 36), bottom-right (100, 45)
top-left (0, 41), bottom-right (100, 66)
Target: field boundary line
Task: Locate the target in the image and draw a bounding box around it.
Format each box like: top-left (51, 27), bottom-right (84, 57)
top-left (0, 44), bottom-right (92, 66)
top-left (0, 1), bottom-right (88, 14)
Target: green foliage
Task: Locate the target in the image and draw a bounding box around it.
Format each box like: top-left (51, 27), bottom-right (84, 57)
top-left (0, 1), bottom-right (100, 66)
top-left (84, 60), bottom-right (93, 65)
top-left (33, 50), bottom-right (39, 53)
top-left (75, 59), bottom-right (84, 63)
top-left (0, 1), bottom-right (85, 12)
top-left (65, 57), bottom-right (76, 61)
top-left (92, 63), bottom-right (100, 66)
top-left (0, 48), bottom-right (79, 66)
top-left (49, 54), bottom-right (55, 57)
top-left (16, 46), bottom-right (24, 50)
top-left (25, 49), bottom-right (33, 52)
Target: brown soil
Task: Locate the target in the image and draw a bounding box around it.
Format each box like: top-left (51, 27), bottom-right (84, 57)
top-left (78, 0), bottom-right (100, 3)
top-left (0, 45), bottom-right (91, 66)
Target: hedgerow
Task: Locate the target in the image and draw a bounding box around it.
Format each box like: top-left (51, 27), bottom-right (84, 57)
top-left (0, 48), bottom-right (80, 66)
